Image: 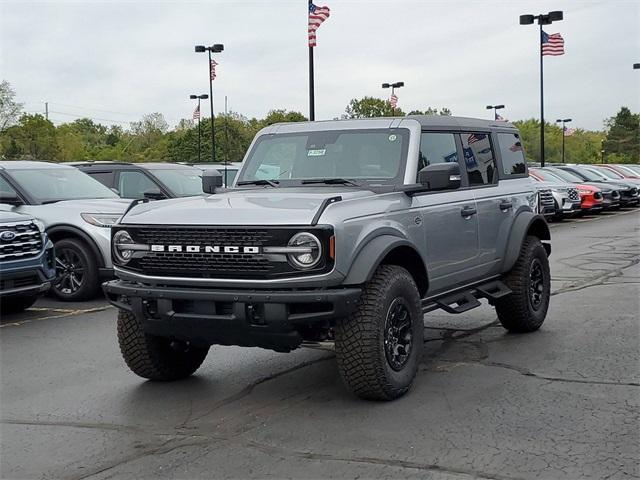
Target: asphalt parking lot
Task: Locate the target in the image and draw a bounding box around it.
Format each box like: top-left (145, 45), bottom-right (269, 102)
top-left (1, 209), bottom-right (639, 480)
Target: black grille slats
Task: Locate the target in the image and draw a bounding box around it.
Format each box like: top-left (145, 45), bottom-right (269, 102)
top-left (0, 222), bottom-right (43, 261)
top-left (136, 228), bottom-right (272, 246)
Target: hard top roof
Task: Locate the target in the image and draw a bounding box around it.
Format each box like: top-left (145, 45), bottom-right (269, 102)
top-left (70, 161), bottom-right (199, 170)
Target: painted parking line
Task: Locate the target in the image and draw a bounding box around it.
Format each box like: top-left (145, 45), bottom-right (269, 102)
top-left (0, 305), bottom-right (113, 328)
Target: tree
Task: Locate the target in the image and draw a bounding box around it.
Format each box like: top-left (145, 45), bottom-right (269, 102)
top-left (0, 80), bottom-right (23, 131)
top-left (260, 109), bottom-right (307, 127)
top-left (344, 96), bottom-right (404, 118)
top-left (603, 107), bottom-right (639, 163)
top-left (0, 114), bottom-right (59, 159)
top-left (407, 107), bottom-right (452, 116)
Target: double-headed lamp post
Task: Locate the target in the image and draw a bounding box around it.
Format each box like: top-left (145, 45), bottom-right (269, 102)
top-left (190, 94), bottom-right (209, 163)
top-left (486, 104), bottom-right (505, 120)
top-left (555, 118), bottom-right (572, 163)
top-left (520, 10), bottom-right (564, 167)
top-left (195, 44), bottom-right (224, 162)
top-left (382, 81), bottom-right (404, 114)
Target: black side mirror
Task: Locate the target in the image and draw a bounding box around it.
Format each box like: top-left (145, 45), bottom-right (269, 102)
top-left (143, 190), bottom-right (166, 201)
top-left (0, 191), bottom-right (23, 206)
top-left (418, 163), bottom-right (461, 191)
top-left (202, 169), bottom-right (223, 194)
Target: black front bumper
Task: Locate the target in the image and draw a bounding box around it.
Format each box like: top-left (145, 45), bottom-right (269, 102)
top-left (103, 280), bottom-right (361, 351)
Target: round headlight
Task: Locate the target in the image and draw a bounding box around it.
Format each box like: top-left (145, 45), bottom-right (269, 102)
top-left (113, 230), bottom-right (135, 264)
top-left (287, 232), bottom-right (322, 269)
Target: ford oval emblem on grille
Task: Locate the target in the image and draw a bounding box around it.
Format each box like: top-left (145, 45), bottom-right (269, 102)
top-left (0, 231), bottom-right (17, 242)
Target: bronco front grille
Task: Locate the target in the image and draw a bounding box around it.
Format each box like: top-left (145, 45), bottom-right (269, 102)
top-left (0, 221), bottom-right (43, 261)
top-left (120, 225), bottom-right (334, 280)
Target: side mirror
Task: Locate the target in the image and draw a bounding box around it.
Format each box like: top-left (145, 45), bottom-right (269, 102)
top-left (418, 163), bottom-right (461, 191)
top-left (0, 191), bottom-right (23, 206)
top-left (143, 189), bottom-right (166, 201)
top-left (202, 169), bottom-right (223, 194)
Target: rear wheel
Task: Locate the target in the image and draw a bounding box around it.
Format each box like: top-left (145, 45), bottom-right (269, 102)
top-left (496, 236), bottom-right (550, 333)
top-left (117, 309), bottom-right (209, 381)
top-left (52, 238), bottom-right (100, 301)
top-left (335, 265), bottom-right (423, 401)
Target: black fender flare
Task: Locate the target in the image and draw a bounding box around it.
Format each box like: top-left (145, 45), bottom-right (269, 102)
top-left (46, 224), bottom-right (106, 268)
top-left (502, 212), bottom-right (551, 273)
top-left (343, 235), bottom-right (425, 286)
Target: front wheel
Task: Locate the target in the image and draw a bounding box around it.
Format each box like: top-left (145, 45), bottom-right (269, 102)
top-left (496, 236), bottom-right (550, 333)
top-left (52, 238), bottom-right (100, 301)
top-left (117, 309), bottom-right (209, 381)
top-left (335, 265), bottom-right (423, 401)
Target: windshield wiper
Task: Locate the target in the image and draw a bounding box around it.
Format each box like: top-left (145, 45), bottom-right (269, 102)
top-left (301, 178), bottom-right (360, 187)
top-left (236, 179), bottom-right (279, 187)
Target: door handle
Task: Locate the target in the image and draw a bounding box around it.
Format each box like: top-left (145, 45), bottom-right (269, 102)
top-left (461, 206), bottom-right (477, 217)
top-left (499, 200), bottom-right (513, 210)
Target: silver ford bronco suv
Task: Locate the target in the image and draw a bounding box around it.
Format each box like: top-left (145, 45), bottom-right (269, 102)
top-left (104, 116), bottom-right (551, 401)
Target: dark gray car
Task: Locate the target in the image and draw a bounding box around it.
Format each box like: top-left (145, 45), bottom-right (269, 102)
top-left (104, 117), bottom-right (551, 401)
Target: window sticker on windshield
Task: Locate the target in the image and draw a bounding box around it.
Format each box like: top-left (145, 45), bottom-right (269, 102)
top-left (307, 149), bottom-right (326, 156)
top-left (388, 134), bottom-right (397, 142)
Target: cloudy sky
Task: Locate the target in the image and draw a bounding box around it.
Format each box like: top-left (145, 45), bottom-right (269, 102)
top-left (1, 0), bottom-right (638, 131)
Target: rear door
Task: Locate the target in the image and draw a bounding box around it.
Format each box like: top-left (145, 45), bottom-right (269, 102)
top-left (412, 131), bottom-right (479, 293)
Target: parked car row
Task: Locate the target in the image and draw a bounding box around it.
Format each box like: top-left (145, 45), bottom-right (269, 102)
top-left (1, 157), bottom-right (638, 312)
top-left (529, 164), bottom-right (640, 219)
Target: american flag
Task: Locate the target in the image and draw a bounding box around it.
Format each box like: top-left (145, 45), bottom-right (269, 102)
top-left (193, 105), bottom-right (200, 121)
top-left (308, 2), bottom-right (330, 47)
top-left (210, 59), bottom-right (218, 81)
top-left (495, 113), bottom-right (505, 121)
top-left (542, 31), bottom-right (565, 56)
top-left (468, 133), bottom-right (485, 144)
top-left (564, 127), bottom-right (576, 137)
top-left (390, 93), bottom-right (398, 109)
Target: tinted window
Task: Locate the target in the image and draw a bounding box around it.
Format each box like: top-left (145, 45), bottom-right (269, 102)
top-left (152, 169), bottom-right (204, 197)
top-left (461, 132), bottom-right (498, 186)
top-left (418, 133), bottom-right (458, 180)
top-left (498, 133), bottom-right (526, 176)
top-left (118, 171), bottom-right (159, 199)
top-left (86, 171), bottom-right (115, 188)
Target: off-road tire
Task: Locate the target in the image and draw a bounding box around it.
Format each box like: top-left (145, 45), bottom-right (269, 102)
top-left (335, 265), bottom-right (423, 401)
top-left (52, 238), bottom-right (100, 301)
top-left (1, 295), bottom-right (38, 314)
top-left (496, 235), bottom-right (550, 333)
top-left (117, 309), bottom-right (209, 381)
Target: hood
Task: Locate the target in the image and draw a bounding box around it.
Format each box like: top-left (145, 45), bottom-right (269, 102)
top-left (0, 210), bottom-right (33, 223)
top-left (44, 198), bottom-right (130, 213)
top-left (535, 181), bottom-right (574, 190)
top-left (121, 187), bottom-right (374, 226)
top-left (578, 181), bottom-right (617, 193)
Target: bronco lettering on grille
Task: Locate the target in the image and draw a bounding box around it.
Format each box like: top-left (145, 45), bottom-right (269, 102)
top-left (150, 245), bottom-right (261, 254)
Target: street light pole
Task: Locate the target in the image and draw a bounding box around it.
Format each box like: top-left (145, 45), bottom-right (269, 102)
top-left (195, 44), bottom-right (224, 162)
top-left (555, 118), bottom-right (572, 163)
top-left (190, 94), bottom-right (209, 163)
top-left (382, 82), bottom-right (404, 115)
top-left (520, 10), bottom-right (563, 168)
top-left (486, 104), bottom-right (505, 120)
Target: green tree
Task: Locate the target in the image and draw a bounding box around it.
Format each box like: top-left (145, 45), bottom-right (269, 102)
top-left (260, 109), bottom-right (307, 127)
top-left (603, 107), bottom-right (639, 163)
top-left (407, 107), bottom-right (452, 116)
top-left (0, 114), bottom-right (59, 159)
top-left (0, 80), bottom-right (23, 131)
top-left (344, 96), bottom-right (404, 118)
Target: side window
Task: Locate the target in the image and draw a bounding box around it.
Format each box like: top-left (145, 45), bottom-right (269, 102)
top-left (417, 132), bottom-right (458, 181)
top-left (86, 171), bottom-right (115, 189)
top-left (497, 133), bottom-right (526, 176)
top-left (461, 132), bottom-right (498, 186)
top-left (117, 171), bottom-right (158, 199)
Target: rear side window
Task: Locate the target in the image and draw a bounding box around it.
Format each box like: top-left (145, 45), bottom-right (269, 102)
top-left (86, 171), bottom-right (115, 188)
top-left (118, 171), bottom-right (158, 198)
top-left (461, 132), bottom-right (498, 186)
top-left (497, 133), bottom-right (526, 176)
top-left (417, 133), bottom-right (458, 180)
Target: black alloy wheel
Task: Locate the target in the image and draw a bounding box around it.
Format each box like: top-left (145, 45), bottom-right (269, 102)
top-left (528, 258), bottom-right (545, 311)
top-left (55, 247), bottom-right (86, 295)
top-left (384, 298), bottom-right (413, 371)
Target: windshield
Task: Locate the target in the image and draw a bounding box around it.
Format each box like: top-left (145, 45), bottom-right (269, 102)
top-left (624, 165), bottom-right (640, 175)
top-left (531, 169), bottom-right (565, 183)
top-left (547, 168), bottom-right (584, 183)
top-left (594, 167), bottom-right (624, 179)
top-left (151, 169), bottom-right (204, 197)
top-left (237, 129), bottom-right (410, 186)
top-left (9, 168), bottom-right (118, 203)
top-left (569, 167), bottom-right (607, 182)
top-left (615, 165), bottom-right (639, 176)
top-left (583, 167), bottom-right (613, 181)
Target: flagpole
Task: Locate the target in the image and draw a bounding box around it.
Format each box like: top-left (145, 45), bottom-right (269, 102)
top-left (197, 99), bottom-right (202, 163)
top-left (539, 23), bottom-right (545, 167)
top-left (224, 95), bottom-right (229, 184)
top-left (308, 0), bottom-right (315, 121)
top-left (208, 49), bottom-right (216, 162)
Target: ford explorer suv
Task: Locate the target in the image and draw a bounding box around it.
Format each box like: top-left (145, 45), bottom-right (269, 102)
top-left (104, 117), bottom-right (551, 401)
top-left (72, 162), bottom-right (206, 200)
top-left (0, 211), bottom-right (56, 313)
top-left (0, 161), bottom-right (129, 301)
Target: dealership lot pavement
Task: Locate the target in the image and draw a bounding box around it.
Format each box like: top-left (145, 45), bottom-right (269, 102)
top-left (2, 210), bottom-right (639, 480)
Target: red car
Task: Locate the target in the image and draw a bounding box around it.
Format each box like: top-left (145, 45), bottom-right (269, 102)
top-left (530, 169), bottom-right (604, 213)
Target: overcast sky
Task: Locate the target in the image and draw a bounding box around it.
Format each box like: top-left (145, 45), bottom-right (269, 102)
top-left (1, 0), bottom-right (638, 131)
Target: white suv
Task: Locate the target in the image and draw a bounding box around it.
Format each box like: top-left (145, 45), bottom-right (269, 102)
top-left (0, 161), bottom-right (129, 301)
